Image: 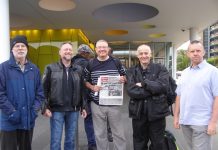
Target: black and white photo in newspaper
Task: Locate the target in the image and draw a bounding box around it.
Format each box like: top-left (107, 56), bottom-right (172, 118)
top-left (99, 75), bottom-right (123, 105)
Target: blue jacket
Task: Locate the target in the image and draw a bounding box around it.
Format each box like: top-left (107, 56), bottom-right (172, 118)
top-left (0, 54), bottom-right (44, 131)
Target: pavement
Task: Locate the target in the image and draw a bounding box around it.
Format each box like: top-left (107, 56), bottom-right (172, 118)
top-left (32, 88), bottom-right (218, 150)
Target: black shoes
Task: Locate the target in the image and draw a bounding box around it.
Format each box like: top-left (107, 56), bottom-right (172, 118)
top-left (88, 145), bottom-right (97, 150)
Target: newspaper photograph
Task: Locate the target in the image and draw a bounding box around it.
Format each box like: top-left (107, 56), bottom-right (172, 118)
top-left (98, 75), bottom-right (123, 105)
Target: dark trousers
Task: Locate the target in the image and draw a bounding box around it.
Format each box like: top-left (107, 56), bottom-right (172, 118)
top-left (0, 129), bottom-right (33, 150)
top-left (84, 113), bottom-right (96, 147)
top-left (132, 115), bottom-right (166, 150)
top-left (84, 103), bottom-right (96, 147)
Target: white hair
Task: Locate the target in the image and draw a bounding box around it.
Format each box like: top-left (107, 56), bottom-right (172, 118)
top-left (136, 44), bottom-right (152, 55)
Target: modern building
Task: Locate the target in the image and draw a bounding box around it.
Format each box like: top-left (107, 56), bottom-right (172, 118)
top-left (1, 0), bottom-right (218, 77)
top-left (204, 22), bottom-right (218, 58)
top-left (203, 28), bottom-right (210, 58)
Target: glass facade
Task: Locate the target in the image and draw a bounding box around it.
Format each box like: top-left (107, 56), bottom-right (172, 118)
top-left (210, 22), bottom-right (218, 57)
top-left (109, 42), bottom-right (173, 73)
top-left (204, 22), bottom-right (218, 58)
top-left (203, 28), bottom-right (210, 58)
top-left (10, 30), bottom-right (174, 74)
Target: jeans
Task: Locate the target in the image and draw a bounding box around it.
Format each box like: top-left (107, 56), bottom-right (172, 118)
top-left (50, 111), bottom-right (79, 150)
top-left (84, 103), bottom-right (96, 147)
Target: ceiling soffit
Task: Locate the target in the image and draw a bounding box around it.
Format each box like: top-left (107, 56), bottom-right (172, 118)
top-left (93, 3), bottom-right (159, 22)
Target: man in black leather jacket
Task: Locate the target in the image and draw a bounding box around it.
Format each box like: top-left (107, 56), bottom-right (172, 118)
top-left (126, 44), bottom-right (170, 150)
top-left (42, 42), bottom-right (87, 150)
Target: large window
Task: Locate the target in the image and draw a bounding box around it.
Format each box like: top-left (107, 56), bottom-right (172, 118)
top-left (110, 42), bottom-right (173, 74)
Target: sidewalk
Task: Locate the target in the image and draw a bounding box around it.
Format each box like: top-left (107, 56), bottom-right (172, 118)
top-left (32, 88), bottom-right (218, 150)
top-left (32, 88), bottom-right (133, 150)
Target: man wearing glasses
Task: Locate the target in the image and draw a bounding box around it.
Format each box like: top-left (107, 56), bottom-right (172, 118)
top-left (84, 40), bottom-right (127, 150)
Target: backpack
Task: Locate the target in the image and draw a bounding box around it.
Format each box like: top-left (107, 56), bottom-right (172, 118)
top-left (167, 76), bottom-right (177, 116)
top-left (148, 130), bottom-right (179, 150)
top-left (164, 130), bottom-right (179, 150)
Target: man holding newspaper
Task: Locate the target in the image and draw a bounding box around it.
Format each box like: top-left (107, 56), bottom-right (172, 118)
top-left (84, 39), bottom-right (127, 150)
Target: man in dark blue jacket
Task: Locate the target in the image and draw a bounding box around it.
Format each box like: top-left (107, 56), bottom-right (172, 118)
top-left (72, 44), bottom-right (97, 150)
top-left (0, 35), bottom-right (44, 150)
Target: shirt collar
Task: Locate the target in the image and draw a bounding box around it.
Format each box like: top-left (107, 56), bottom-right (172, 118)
top-left (16, 59), bottom-right (28, 65)
top-left (190, 60), bottom-right (206, 70)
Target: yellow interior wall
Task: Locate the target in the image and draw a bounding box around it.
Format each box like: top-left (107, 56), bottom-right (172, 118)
top-left (10, 29), bottom-right (92, 74)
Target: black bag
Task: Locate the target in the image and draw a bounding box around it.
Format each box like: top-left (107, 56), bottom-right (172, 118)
top-left (164, 130), bottom-right (178, 150)
top-left (167, 76), bottom-right (177, 116)
top-left (167, 76), bottom-right (177, 105)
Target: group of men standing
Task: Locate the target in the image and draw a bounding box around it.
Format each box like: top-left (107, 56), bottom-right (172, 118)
top-left (0, 35), bottom-right (218, 150)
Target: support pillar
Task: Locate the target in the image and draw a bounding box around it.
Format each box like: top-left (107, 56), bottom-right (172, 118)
top-left (0, 0), bottom-right (10, 63)
top-left (189, 27), bottom-right (199, 41)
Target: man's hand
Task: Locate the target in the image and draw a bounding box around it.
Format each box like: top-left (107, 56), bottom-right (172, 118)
top-left (173, 116), bottom-right (180, 129)
top-left (43, 109), bottom-right (52, 117)
top-left (136, 82), bottom-right (142, 87)
top-left (207, 121), bottom-right (217, 135)
top-left (92, 85), bottom-right (102, 92)
top-left (81, 109), bottom-right (87, 118)
top-left (119, 76), bottom-right (127, 83)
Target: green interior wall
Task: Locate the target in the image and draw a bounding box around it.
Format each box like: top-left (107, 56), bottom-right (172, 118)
top-left (10, 29), bottom-right (90, 74)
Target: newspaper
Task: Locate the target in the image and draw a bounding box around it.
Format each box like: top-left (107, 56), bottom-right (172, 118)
top-left (98, 75), bottom-right (123, 105)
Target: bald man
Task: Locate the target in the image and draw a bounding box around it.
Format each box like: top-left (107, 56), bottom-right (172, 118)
top-left (126, 44), bottom-right (170, 150)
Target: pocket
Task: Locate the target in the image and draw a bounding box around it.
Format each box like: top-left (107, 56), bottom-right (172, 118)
top-left (31, 110), bottom-right (38, 120)
top-left (8, 110), bottom-right (21, 125)
top-left (30, 110), bottom-right (38, 126)
top-left (50, 100), bottom-right (64, 107)
top-left (128, 99), bottom-right (143, 119)
top-left (148, 95), bottom-right (170, 121)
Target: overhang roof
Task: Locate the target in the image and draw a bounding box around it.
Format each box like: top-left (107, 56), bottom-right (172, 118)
top-left (9, 0), bottom-right (218, 48)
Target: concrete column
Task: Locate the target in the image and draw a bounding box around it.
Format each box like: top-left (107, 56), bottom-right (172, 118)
top-left (172, 46), bottom-right (177, 78)
top-left (128, 42), bottom-right (131, 67)
top-left (189, 27), bottom-right (199, 41)
top-left (0, 0), bottom-right (10, 63)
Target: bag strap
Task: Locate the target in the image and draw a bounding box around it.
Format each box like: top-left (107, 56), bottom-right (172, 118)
top-left (112, 57), bottom-right (123, 75)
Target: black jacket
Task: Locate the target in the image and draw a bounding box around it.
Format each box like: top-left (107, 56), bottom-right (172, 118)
top-left (72, 54), bottom-right (88, 69)
top-left (126, 62), bottom-right (170, 121)
top-left (42, 60), bottom-right (86, 112)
